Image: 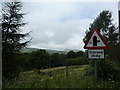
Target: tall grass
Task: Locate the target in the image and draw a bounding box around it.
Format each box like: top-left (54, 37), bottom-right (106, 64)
top-left (3, 65), bottom-right (120, 88)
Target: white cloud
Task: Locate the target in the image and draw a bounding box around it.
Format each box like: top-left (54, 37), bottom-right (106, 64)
top-left (21, 2), bottom-right (118, 51)
top-left (44, 29), bottom-right (54, 37)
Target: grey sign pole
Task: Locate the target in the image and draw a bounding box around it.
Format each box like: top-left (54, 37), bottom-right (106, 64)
top-left (0, 24), bottom-right (2, 90)
top-left (118, 1), bottom-right (120, 62)
top-left (94, 60), bottom-right (97, 78)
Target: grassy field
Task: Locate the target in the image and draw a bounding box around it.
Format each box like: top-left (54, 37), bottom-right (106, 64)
top-left (3, 65), bottom-right (120, 88)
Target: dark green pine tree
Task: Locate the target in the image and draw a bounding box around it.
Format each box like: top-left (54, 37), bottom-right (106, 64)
top-left (1, 1), bottom-right (31, 79)
top-left (83, 10), bottom-right (119, 61)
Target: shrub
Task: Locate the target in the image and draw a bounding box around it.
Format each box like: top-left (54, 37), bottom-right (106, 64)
top-left (85, 59), bottom-right (120, 81)
top-left (67, 57), bottom-right (88, 66)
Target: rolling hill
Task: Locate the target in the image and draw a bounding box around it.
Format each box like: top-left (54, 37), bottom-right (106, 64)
top-left (21, 48), bottom-right (81, 54)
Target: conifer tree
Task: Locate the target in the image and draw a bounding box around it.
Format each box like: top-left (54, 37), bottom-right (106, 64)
top-left (83, 10), bottom-right (119, 61)
top-left (1, 1), bottom-right (30, 79)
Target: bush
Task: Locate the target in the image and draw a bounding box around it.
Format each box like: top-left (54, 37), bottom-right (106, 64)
top-left (67, 57), bottom-right (88, 66)
top-left (85, 59), bottom-right (120, 81)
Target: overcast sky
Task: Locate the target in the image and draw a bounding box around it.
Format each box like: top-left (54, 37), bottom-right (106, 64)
top-left (1, 0), bottom-right (119, 51)
top-left (21, 1), bottom-right (119, 51)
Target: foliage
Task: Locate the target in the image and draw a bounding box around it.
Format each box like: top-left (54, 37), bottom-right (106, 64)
top-left (3, 65), bottom-right (120, 88)
top-left (15, 53), bottom-right (31, 70)
top-left (83, 10), bottom-right (119, 61)
top-left (50, 53), bottom-right (65, 67)
top-left (29, 49), bottom-right (50, 69)
top-left (67, 57), bottom-right (88, 66)
top-left (25, 49), bottom-right (87, 70)
top-left (67, 50), bottom-right (84, 58)
top-left (83, 9), bottom-right (120, 82)
top-left (85, 59), bottom-right (120, 82)
top-left (1, 1), bottom-right (30, 79)
top-left (67, 51), bottom-right (77, 58)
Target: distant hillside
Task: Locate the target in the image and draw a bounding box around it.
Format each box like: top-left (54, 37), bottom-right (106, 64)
top-left (64, 49), bottom-right (80, 53)
top-left (21, 48), bottom-right (38, 53)
top-left (45, 49), bottom-right (66, 54)
top-left (21, 48), bottom-right (81, 54)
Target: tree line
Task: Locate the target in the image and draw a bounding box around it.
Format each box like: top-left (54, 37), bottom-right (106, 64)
top-left (16, 49), bottom-right (88, 71)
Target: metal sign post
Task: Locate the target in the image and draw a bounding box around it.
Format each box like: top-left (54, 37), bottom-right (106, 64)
top-left (118, 1), bottom-right (120, 62)
top-left (84, 28), bottom-right (109, 79)
top-left (88, 49), bottom-right (104, 78)
top-left (94, 60), bottom-right (97, 78)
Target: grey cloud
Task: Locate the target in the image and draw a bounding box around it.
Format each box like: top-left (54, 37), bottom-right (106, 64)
top-left (22, 2), bottom-right (117, 50)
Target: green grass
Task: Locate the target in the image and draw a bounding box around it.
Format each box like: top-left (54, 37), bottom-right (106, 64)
top-left (3, 65), bottom-right (120, 88)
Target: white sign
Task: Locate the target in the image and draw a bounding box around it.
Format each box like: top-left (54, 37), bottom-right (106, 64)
top-left (84, 29), bottom-right (109, 49)
top-left (88, 49), bottom-right (104, 59)
top-left (86, 31), bottom-right (105, 47)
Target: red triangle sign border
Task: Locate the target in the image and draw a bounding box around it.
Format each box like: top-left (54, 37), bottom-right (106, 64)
top-left (84, 28), bottom-right (109, 49)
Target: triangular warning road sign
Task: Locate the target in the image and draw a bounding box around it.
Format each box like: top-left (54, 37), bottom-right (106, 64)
top-left (84, 28), bottom-right (109, 49)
